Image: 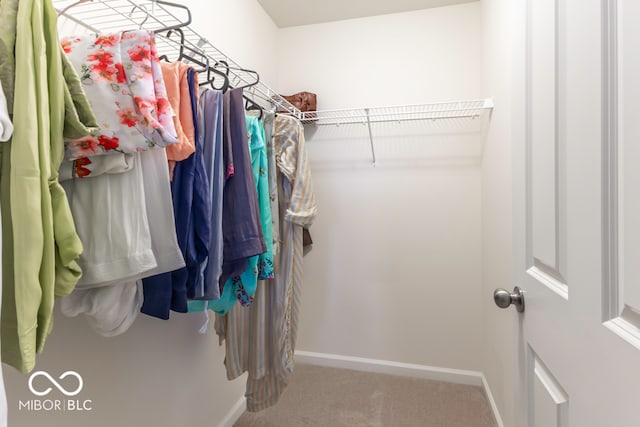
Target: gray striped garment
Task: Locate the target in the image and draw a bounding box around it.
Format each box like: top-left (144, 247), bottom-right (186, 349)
top-left (214, 113), bottom-right (317, 412)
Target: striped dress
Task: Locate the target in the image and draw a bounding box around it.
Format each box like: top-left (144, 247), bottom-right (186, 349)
top-left (214, 113), bottom-right (317, 411)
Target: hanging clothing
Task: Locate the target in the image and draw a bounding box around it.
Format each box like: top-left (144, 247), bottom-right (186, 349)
top-left (0, 78), bottom-right (11, 427)
top-left (0, 0), bottom-right (97, 373)
top-left (59, 152), bottom-right (135, 181)
top-left (61, 30), bottom-right (178, 161)
top-left (193, 114), bottom-right (273, 314)
top-left (142, 68), bottom-right (211, 319)
top-left (190, 87), bottom-right (224, 301)
top-left (265, 113), bottom-right (280, 258)
top-left (60, 147), bottom-right (184, 336)
top-left (218, 88), bottom-right (266, 288)
top-left (0, 0), bottom-right (17, 119)
top-left (214, 113), bottom-right (317, 412)
top-left (62, 153), bottom-right (155, 287)
top-left (161, 61), bottom-right (197, 178)
top-left (0, 81), bottom-right (12, 141)
top-left (189, 90), bottom-right (266, 315)
top-left (59, 280), bottom-right (143, 337)
top-left (184, 69), bottom-right (212, 298)
top-left (136, 148), bottom-right (186, 279)
top-left (0, 204), bottom-right (5, 427)
top-left (245, 115), bottom-right (274, 283)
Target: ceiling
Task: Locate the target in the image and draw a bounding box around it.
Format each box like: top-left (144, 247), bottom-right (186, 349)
top-left (257, 0), bottom-right (478, 28)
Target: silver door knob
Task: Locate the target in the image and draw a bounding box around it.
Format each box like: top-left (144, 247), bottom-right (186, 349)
top-left (493, 286), bottom-right (525, 313)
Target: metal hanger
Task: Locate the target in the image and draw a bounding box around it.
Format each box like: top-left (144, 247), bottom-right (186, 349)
top-left (151, 0), bottom-right (192, 33)
top-left (156, 29), bottom-right (230, 92)
top-left (245, 97), bottom-right (264, 120)
top-left (129, 4), bottom-right (150, 29)
top-left (201, 67), bottom-right (230, 92)
top-left (214, 60), bottom-right (260, 90)
top-left (156, 29), bottom-right (208, 72)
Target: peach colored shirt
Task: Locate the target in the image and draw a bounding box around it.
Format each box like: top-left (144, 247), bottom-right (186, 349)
top-left (161, 62), bottom-right (195, 162)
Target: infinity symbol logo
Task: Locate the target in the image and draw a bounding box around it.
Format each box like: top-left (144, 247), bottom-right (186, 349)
top-left (28, 371), bottom-right (84, 397)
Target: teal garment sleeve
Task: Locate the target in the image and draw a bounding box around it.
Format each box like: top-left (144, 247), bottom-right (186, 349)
top-left (251, 117), bottom-right (274, 280)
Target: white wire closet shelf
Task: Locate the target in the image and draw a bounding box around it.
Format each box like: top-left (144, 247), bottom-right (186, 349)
top-left (53, 0), bottom-right (303, 117)
top-left (300, 99), bottom-right (493, 125)
top-left (301, 99), bottom-right (494, 165)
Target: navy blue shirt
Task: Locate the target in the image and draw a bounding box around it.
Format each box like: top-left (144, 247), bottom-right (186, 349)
top-left (141, 68), bottom-right (212, 319)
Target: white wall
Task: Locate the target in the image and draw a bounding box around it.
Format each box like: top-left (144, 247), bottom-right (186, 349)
top-left (480, 0), bottom-right (517, 426)
top-left (4, 313), bottom-right (244, 427)
top-left (276, 3), bottom-right (482, 109)
top-left (279, 3), bottom-right (487, 371)
top-left (190, 0), bottom-right (280, 84)
top-left (2, 1), bottom-right (278, 426)
top-left (1, 1), bottom-right (521, 425)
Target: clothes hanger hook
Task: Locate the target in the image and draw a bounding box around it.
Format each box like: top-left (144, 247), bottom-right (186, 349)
top-left (130, 4), bottom-right (150, 29)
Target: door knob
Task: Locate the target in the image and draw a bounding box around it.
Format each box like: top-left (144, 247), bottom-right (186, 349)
top-left (493, 286), bottom-right (525, 313)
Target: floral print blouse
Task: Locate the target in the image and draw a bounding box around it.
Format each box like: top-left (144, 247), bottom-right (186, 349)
top-left (61, 30), bottom-right (178, 161)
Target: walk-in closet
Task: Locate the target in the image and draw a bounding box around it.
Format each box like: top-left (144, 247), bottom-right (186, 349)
top-left (0, 0), bottom-right (511, 425)
top-left (4, 0), bottom-right (640, 426)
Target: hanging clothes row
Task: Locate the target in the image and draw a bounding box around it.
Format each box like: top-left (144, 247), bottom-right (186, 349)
top-left (54, 28), bottom-right (275, 327)
top-left (57, 30), bottom-right (185, 336)
top-left (0, 0), bottom-right (318, 413)
top-left (57, 28), bottom-right (318, 411)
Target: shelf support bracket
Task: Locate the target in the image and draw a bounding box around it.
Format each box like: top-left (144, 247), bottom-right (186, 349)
top-left (364, 108), bottom-right (377, 166)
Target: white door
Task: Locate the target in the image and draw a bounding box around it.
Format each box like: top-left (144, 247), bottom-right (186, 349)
top-left (511, 0), bottom-right (640, 426)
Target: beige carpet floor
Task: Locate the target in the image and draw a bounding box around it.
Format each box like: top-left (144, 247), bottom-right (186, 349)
top-left (234, 364), bottom-right (496, 427)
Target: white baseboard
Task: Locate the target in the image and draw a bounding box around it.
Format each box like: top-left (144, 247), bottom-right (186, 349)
top-left (481, 374), bottom-right (505, 427)
top-left (295, 350), bottom-right (504, 427)
top-left (217, 396), bottom-right (246, 427)
top-left (295, 350), bottom-right (483, 386)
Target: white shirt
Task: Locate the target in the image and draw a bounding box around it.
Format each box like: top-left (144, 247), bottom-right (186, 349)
top-left (60, 148), bottom-right (184, 336)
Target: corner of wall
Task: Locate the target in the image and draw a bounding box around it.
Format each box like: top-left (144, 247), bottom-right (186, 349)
top-left (480, 0), bottom-right (518, 426)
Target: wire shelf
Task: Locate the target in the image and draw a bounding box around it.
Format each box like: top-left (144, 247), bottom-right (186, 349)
top-left (302, 99), bottom-right (493, 165)
top-left (300, 99), bottom-right (493, 126)
top-left (53, 0), bottom-right (303, 118)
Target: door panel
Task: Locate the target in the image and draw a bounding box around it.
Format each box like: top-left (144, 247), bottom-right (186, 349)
top-left (517, 0), bottom-right (640, 426)
top-left (529, 349), bottom-right (569, 427)
top-left (605, 0), bottom-right (640, 346)
top-left (527, 0), bottom-right (568, 294)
